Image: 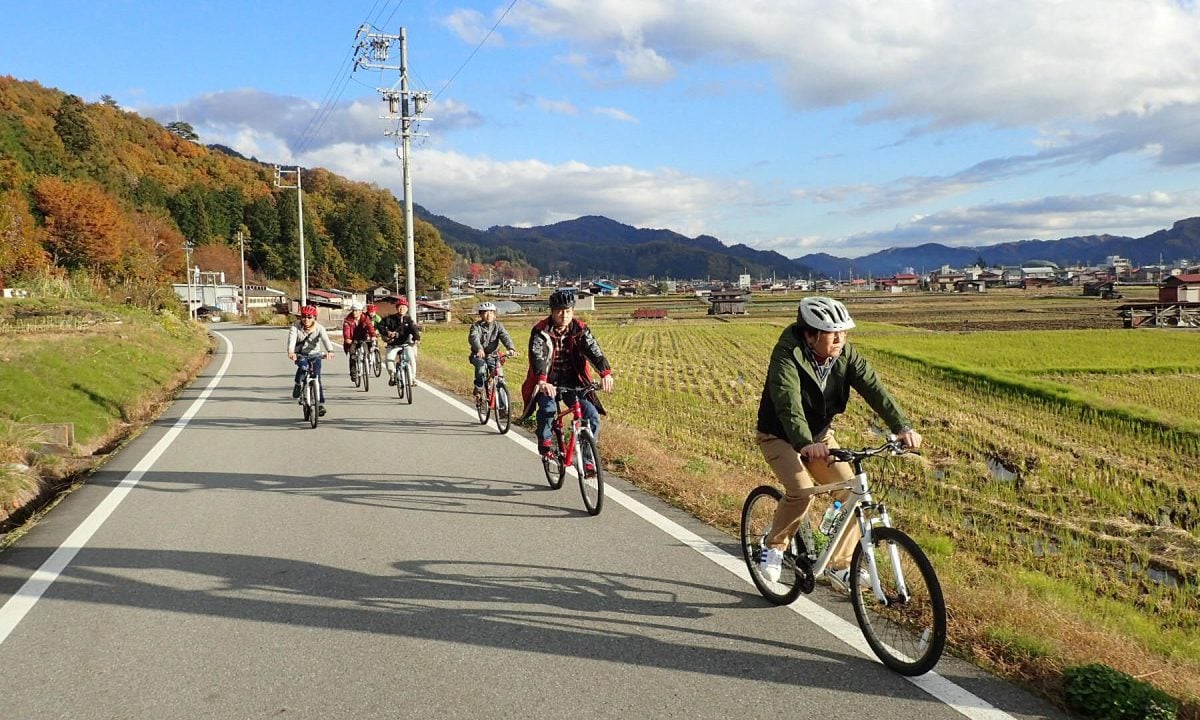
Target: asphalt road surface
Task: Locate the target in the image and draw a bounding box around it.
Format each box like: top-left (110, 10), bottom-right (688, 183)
top-left (0, 325), bottom-right (1070, 720)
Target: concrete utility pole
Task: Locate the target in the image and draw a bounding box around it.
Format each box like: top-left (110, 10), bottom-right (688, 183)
top-left (237, 230), bottom-right (247, 317)
top-left (184, 241), bottom-right (195, 320)
top-left (354, 24), bottom-right (431, 321)
top-left (275, 166), bottom-right (308, 306)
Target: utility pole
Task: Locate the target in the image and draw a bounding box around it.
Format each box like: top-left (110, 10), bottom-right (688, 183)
top-left (275, 166), bottom-right (307, 306)
top-left (184, 241), bottom-right (195, 320)
top-left (354, 24), bottom-right (431, 321)
top-left (237, 230), bottom-right (247, 317)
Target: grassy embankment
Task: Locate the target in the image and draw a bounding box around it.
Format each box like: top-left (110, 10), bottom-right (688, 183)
top-left (416, 289), bottom-right (1199, 717)
top-left (0, 297), bottom-right (211, 533)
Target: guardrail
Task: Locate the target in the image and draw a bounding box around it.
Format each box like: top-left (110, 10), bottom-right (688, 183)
top-left (0, 317), bottom-right (105, 334)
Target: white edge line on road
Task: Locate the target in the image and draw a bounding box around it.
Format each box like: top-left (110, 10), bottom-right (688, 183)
top-left (0, 331), bottom-right (234, 647)
top-left (424, 381), bottom-right (1016, 720)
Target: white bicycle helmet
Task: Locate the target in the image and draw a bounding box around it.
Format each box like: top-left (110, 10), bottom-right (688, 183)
top-left (476, 301), bottom-right (497, 313)
top-left (798, 296), bottom-right (855, 332)
top-left (350, 301), bottom-right (365, 312)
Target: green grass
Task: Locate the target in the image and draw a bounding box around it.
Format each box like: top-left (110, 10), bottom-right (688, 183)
top-left (0, 306), bottom-right (209, 446)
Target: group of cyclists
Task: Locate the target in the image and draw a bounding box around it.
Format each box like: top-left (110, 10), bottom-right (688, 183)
top-left (286, 292), bottom-right (920, 595)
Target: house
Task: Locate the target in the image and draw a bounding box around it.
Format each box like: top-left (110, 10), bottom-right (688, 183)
top-left (172, 283), bottom-right (241, 314)
top-left (1159, 274), bottom-right (1200, 303)
top-left (631, 308), bottom-right (668, 319)
top-left (708, 289), bottom-right (749, 315)
top-left (307, 288), bottom-right (344, 308)
top-left (243, 284), bottom-right (289, 312)
top-left (1021, 277), bottom-right (1056, 290)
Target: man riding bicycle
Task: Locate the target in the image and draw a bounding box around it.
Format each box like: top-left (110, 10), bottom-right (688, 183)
top-left (378, 297), bottom-right (421, 387)
top-left (520, 290), bottom-right (614, 472)
top-left (469, 301), bottom-right (518, 403)
top-left (341, 301), bottom-right (377, 384)
top-left (756, 296), bottom-right (922, 592)
top-left (287, 305), bottom-right (336, 416)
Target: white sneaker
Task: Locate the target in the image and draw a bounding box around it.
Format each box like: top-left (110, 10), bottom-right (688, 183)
top-left (759, 547), bottom-right (784, 583)
top-left (827, 567), bottom-right (870, 595)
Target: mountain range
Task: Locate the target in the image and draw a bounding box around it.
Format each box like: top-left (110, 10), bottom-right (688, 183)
top-left (416, 205), bottom-right (1200, 281)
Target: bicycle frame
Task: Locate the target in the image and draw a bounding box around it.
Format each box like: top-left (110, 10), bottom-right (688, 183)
top-left (484, 353), bottom-right (507, 410)
top-left (801, 449), bottom-right (912, 604)
top-left (549, 389), bottom-right (591, 470)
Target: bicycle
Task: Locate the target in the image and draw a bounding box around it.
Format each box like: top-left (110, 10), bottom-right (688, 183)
top-left (392, 342), bottom-right (415, 405)
top-left (351, 341), bottom-right (375, 392)
top-left (475, 351), bottom-right (516, 434)
top-left (297, 360), bottom-right (322, 429)
top-left (739, 437), bottom-right (946, 676)
top-left (540, 384), bottom-right (604, 516)
top-left (368, 337), bottom-right (382, 379)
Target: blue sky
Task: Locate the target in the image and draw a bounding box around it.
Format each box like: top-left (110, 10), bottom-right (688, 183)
top-left (4, 0), bottom-right (1200, 259)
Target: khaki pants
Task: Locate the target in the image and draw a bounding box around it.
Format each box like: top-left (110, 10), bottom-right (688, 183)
top-left (757, 431), bottom-right (858, 570)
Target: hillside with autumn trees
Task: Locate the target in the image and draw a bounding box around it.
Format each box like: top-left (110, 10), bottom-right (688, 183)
top-left (0, 76), bottom-right (454, 305)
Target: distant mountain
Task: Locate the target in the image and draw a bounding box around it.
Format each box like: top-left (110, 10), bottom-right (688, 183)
top-left (416, 207), bottom-right (818, 281)
top-left (798, 219), bottom-right (1200, 277)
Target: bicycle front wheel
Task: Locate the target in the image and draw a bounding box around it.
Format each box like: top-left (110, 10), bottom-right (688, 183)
top-left (740, 485), bottom-right (804, 605)
top-left (476, 380), bottom-right (490, 423)
top-left (576, 431), bottom-right (603, 515)
top-left (402, 365), bottom-right (413, 405)
top-left (494, 383), bottom-right (511, 434)
top-left (542, 430), bottom-right (566, 489)
top-left (362, 354), bottom-right (370, 392)
top-left (372, 348), bottom-right (382, 377)
top-left (850, 527), bottom-right (946, 676)
top-left (307, 380), bottom-right (319, 429)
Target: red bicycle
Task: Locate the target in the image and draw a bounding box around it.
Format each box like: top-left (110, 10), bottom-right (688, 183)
top-left (541, 384), bottom-right (604, 516)
top-left (474, 351), bottom-right (515, 434)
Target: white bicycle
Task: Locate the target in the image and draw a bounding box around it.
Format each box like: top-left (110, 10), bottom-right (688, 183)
top-left (740, 437), bottom-right (947, 675)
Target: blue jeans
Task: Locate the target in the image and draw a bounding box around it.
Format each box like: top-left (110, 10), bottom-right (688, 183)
top-left (294, 356), bottom-right (326, 403)
top-left (470, 355), bottom-right (497, 389)
top-left (536, 390), bottom-right (599, 449)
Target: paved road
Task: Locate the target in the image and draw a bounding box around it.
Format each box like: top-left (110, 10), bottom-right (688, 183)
top-left (0, 325), bottom-right (1068, 720)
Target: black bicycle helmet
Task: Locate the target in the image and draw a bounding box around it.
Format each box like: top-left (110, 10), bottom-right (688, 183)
top-left (548, 290), bottom-right (576, 310)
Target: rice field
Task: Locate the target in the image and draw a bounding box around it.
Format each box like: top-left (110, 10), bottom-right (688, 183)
top-left (420, 294), bottom-right (1200, 705)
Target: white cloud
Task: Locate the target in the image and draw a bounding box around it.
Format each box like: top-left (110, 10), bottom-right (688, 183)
top-left (593, 106), bottom-right (638, 122)
top-left (535, 97), bottom-right (579, 115)
top-left (512, 0), bottom-right (1200, 126)
top-left (301, 144), bottom-right (728, 235)
top-left (443, 8), bottom-right (505, 46)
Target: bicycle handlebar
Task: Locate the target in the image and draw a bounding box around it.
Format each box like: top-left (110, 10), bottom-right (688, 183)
top-left (827, 437), bottom-right (917, 464)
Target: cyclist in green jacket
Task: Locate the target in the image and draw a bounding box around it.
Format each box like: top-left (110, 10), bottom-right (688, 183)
top-left (755, 296), bottom-right (922, 593)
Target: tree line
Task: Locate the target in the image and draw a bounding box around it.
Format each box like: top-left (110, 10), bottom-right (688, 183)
top-left (0, 76), bottom-right (453, 304)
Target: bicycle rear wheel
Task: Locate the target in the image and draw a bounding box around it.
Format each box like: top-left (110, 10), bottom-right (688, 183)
top-left (494, 383), bottom-right (511, 434)
top-left (402, 365), bottom-right (413, 405)
top-left (542, 430), bottom-right (566, 489)
top-left (850, 527), bottom-right (946, 676)
top-left (576, 431), bottom-right (603, 515)
top-left (353, 349), bottom-right (362, 388)
top-left (740, 485), bottom-right (804, 605)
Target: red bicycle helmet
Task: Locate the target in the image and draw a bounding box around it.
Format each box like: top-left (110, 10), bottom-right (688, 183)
top-left (300, 305), bottom-right (318, 319)
top-left (366, 303), bottom-right (378, 314)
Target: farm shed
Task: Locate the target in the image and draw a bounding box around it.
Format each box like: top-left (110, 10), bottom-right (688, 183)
top-left (708, 290), bottom-right (749, 315)
top-left (1159, 274), bottom-right (1200, 303)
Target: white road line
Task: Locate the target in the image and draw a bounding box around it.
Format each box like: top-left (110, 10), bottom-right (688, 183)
top-left (0, 331), bottom-right (234, 647)
top-left (424, 381), bottom-right (1017, 720)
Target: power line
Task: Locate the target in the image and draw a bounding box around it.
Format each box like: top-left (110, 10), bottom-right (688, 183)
top-left (292, 0), bottom-right (407, 160)
top-left (433, 0), bottom-right (519, 101)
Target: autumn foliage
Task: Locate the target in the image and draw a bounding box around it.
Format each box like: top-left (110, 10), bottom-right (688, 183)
top-left (0, 75), bottom-right (453, 295)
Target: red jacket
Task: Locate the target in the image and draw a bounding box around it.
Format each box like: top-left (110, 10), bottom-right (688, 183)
top-left (520, 316), bottom-right (611, 420)
top-left (341, 313), bottom-right (377, 350)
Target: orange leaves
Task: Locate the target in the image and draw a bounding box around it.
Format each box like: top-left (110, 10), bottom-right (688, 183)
top-left (0, 189), bottom-right (50, 277)
top-left (32, 176), bottom-right (130, 276)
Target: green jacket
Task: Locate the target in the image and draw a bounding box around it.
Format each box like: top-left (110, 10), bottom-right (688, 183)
top-left (756, 324), bottom-right (910, 452)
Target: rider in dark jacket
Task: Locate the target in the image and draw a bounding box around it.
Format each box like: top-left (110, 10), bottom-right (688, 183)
top-left (520, 290), bottom-right (614, 461)
top-left (379, 299), bottom-right (421, 386)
